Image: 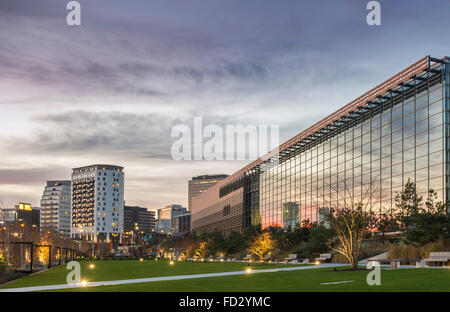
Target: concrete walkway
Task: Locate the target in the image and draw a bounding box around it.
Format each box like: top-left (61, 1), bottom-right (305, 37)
top-left (0, 263), bottom-right (348, 292)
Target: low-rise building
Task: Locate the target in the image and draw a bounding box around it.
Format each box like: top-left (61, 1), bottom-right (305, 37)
top-left (124, 205), bottom-right (155, 235)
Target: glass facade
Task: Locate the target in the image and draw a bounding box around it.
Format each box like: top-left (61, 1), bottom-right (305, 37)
top-left (260, 81), bottom-right (445, 229)
top-left (192, 56), bottom-right (450, 235)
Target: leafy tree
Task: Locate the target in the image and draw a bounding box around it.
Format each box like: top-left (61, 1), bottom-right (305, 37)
top-left (376, 211), bottom-right (400, 240)
top-left (207, 230), bottom-right (226, 255)
top-left (0, 255), bottom-right (10, 273)
top-left (406, 189), bottom-right (449, 244)
top-left (308, 223), bottom-right (334, 254)
top-left (394, 179), bottom-right (422, 231)
top-left (249, 232), bottom-right (274, 262)
top-left (193, 241), bottom-right (208, 259)
top-left (224, 231), bottom-right (247, 256)
top-left (243, 225), bottom-right (261, 241)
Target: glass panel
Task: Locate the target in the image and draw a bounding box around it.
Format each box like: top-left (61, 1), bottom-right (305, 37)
top-left (416, 106), bottom-right (428, 122)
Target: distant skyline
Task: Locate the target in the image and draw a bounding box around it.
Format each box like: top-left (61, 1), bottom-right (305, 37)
top-left (1, 0), bottom-right (450, 209)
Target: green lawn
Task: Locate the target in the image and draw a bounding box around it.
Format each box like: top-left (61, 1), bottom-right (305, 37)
top-left (1, 260), bottom-right (449, 292)
top-left (59, 267), bottom-right (450, 292)
top-left (0, 259), bottom-right (304, 289)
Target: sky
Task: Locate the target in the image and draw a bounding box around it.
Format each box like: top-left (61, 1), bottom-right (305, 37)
top-left (1, 0), bottom-right (450, 211)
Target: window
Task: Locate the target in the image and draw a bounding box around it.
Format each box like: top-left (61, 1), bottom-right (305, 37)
top-left (223, 205), bottom-right (231, 216)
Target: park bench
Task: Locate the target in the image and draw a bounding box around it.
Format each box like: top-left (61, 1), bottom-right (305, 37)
top-left (367, 259), bottom-right (401, 269)
top-left (424, 252), bottom-right (450, 266)
top-left (243, 254), bottom-right (253, 261)
top-left (284, 254), bottom-right (298, 264)
top-left (315, 253), bottom-right (332, 263)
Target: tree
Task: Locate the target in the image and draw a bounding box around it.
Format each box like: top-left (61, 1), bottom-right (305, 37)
top-left (328, 204), bottom-right (376, 270)
top-left (249, 232), bottom-right (274, 262)
top-left (194, 241), bottom-right (208, 260)
top-left (322, 179), bottom-right (378, 270)
top-left (308, 223), bottom-right (334, 254)
top-left (207, 230), bottom-right (226, 255)
top-left (224, 231), bottom-right (247, 256)
top-left (375, 211), bottom-right (400, 240)
top-left (406, 189), bottom-right (449, 244)
top-left (394, 179), bottom-right (422, 231)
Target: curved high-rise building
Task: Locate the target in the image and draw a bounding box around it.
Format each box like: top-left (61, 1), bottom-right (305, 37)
top-left (192, 56), bottom-right (450, 236)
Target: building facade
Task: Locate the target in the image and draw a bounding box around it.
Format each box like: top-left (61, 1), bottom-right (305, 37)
top-left (192, 56), bottom-right (450, 235)
top-left (171, 212), bottom-right (191, 235)
top-left (40, 180), bottom-right (71, 236)
top-left (71, 164), bottom-right (124, 241)
top-left (124, 205), bottom-right (155, 234)
top-left (0, 203), bottom-right (40, 240)
top-left (188, 174), bottom-right (228, 211)
top-left (156, 204), bottom-right (187, 234)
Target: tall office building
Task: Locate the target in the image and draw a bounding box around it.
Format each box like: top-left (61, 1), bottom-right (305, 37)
top-left (188, 174), bottom-right (228, 211)
top-left (124, 205), bottom-right (155, 234)
top-left (71, 164), bottom-right (124, 241)
top-left (40, 180), bottom-right (71, 236)
top-left (192, 56), bottom-right (450, 235)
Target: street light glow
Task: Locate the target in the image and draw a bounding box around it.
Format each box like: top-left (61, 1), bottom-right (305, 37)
top-left (89, 264), bottom-right (95, 269)
top-left (81, 280), bottom-right (87, 287)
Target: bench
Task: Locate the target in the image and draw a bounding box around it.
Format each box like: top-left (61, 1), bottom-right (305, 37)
top-left (367, 259), bottom-right (401, 269)
top-left (423, 252), bottom-right (450, 266)
top-left (243, 254), bottom-right (252, 261)
top-left (315, 253), bottom-right (332, 263)
top-left (284, 254), bottom-right (297, 264)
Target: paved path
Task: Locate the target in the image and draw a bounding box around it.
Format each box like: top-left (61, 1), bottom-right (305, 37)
top-left (0, 263), bottom-right (348, 292)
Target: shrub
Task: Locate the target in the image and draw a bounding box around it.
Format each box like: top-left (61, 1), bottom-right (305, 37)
top-left (388, 239), bottom-right (450, 260)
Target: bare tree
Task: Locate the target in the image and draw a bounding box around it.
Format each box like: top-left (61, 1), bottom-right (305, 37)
top-left (322, 180), bottom-right (378, 270)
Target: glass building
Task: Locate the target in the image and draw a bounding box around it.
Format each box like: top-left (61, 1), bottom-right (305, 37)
top-left (192, 56), bottom-right (450, 235)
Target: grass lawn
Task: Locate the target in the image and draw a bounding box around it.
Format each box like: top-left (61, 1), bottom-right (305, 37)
top-left (57, 267), bottom-right (450, 292)
top-left (1, 260), bottom-right (448, 292)
top-left (0, 259), bottom-right (305, 289)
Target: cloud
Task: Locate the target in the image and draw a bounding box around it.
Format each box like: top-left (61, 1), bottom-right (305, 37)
top-left (0, 166), bottom-right (68, 185)
top-left (2, 0), bottom-right (450, 210)
top-left (15, 111), bottom-right (179, 158)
